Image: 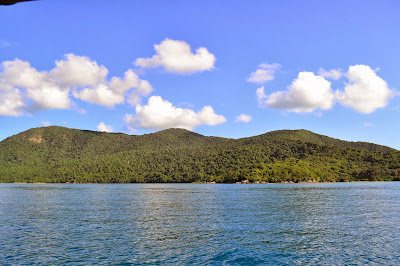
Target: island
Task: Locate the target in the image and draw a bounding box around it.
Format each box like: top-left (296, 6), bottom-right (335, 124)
top-left (0, 126), bottom-right (399, 183)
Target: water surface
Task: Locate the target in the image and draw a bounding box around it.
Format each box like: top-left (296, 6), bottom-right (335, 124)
top-left (1, 182), bottom-right (400, 264)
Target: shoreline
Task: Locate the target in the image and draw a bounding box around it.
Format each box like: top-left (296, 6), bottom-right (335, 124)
top-left (2, 180), bottom-right (398, 185)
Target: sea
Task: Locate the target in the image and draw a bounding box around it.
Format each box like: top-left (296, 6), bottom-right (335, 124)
top-left (1, 182), bottom-right (399, 265)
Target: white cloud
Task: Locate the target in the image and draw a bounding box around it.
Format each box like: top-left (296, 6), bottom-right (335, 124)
top-left (27, 85), bottom-right (71, 111)
top-left (135, 38), bottom-right (216, 74)
top-left (256, 65), bottom-right (394, 114)
top-left (318, 68), bottom-right (344, 80)
top-left (41, 121), bottom-right (51, 127)
top-left (1, 59), bottom-right (49, 91)
top-left (97, 122), bottom-right (113, 133)
top-left (0, 89), bottom-right (25, 116)
top-left (50, 54), bottom-right (108, 87)
top-left (73, 84), bottom-right (125, 107)
top-left (258, 72), bottom-right (334, 112)
top-left (235, 114), bottom-right (252, 123)
top-left (0, 54), bottom-right (152, 116)
top-left (256, 86), bottom-right (267, 106)
top-left (335, 65), bottom-right (393, 114)
top-left (55, 55), bottom-right (152, 107)
top-left (72, 69), bottom-right (152, 107)
top-left (124, 95), bottom-right (226, 131)
top-left (125, 78), bottom-right (153, 106)
top-left (1, 59), bottom-right (71, 112)
top-left (247, 63), bottom-right (281, 83)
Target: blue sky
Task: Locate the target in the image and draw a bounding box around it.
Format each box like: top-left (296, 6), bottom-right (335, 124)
top-left (1, 0), bottom-right (400, 149)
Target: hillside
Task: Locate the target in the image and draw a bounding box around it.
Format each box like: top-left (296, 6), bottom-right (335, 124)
top-left (0, 126), bottom-right (399, 183)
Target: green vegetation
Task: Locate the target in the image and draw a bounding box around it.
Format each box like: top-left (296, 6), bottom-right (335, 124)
top-left (0, 126), bottom-right (399, 183)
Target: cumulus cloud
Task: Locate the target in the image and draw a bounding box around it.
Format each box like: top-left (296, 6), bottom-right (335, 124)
top-left (335, 65), bottom-right (393, 114)
top-left (1, 59), bottom-right (71, 112)
top-left (135, 38), bottom-right (216, 74)
top-left (247, 63), bottom-right (281, 84)
top-left (0, 89), bottom-right (25, 116)
top-left (0, 54), bottom-right (152, 116)
top-left (57, 55), bottom-right (152, 107)
top-left (50, 54), bottom-right (108, 87)
top-left (27, 85), bottom-right (71, 111)
top-left (256, 65), bottom-right (394, 114)
top-left (258, 72), bottom-right (334, 112)
top-left (73, 84), bottom-right (125, 107)
top-left (73, 70), bottom-right (152, 107)
top-left (235, 114), bottom-right (252, 123)
top-left (124, 95), bottom-right (226, 131)
top-left (318, 68), bottom-right (344, 80)
top-left (97, 122), bottom-right (113, 133)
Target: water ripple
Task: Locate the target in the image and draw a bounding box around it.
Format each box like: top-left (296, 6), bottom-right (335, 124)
top-left (1, 182), bottom-right (400, 264)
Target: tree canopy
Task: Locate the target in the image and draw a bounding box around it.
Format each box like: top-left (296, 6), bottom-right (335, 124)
top-left (1, 126), bottom-right (399, 183)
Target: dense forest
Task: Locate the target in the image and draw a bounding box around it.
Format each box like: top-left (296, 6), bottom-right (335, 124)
top-left (0, 126), bottom-right (400, 183)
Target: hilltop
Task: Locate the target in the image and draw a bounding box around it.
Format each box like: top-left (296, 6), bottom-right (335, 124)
top-left (0, 126), bottom-right (399, 183)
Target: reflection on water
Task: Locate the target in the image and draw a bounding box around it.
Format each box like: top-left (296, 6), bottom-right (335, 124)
top-left (1, 183), bottom-right (400, 264)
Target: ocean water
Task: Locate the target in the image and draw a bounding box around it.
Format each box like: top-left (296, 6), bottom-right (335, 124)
top-left (1, 182), bottom-right (400, 265)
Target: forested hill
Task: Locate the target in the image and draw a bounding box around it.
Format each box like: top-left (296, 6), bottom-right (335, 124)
top-left (0, 126), bottom-right (399, 183)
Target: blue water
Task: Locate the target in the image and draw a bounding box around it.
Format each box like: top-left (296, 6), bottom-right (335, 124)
top-left (1, 182), bottom-right (400, 265)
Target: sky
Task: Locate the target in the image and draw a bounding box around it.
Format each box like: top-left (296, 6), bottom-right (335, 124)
top-left (1, 0), bottom-right (400, 149)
